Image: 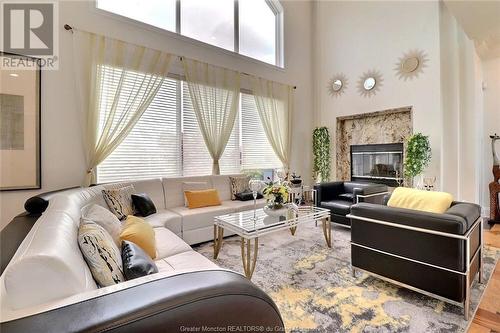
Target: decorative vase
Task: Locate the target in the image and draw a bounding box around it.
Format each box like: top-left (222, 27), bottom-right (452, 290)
top-left (263, 205), bottom-right (288, 217)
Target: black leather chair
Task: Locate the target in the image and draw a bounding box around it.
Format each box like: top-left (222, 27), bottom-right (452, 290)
top-left (349, 198), bottom-right (483, 320)
top-left (314, 181), bottom-right (388, 226)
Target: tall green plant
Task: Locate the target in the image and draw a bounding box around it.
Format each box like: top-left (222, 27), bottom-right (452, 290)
top-left (313, 127), bottom-right (331, 182)
top-left (404, 133), bottom-right (431, 178)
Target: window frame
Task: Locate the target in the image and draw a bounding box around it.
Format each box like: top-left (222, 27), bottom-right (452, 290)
top-left (93, 0), bottom-right (284, 68)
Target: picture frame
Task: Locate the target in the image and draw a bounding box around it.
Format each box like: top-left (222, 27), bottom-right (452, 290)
top-left (0, 52), bottom-right (41, 190)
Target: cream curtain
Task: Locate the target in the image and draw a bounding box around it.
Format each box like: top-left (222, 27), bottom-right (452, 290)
top-left (73, 31), bottom-right (172, 185)
top-left (182, 58), bottom-right (240, 175)
top-left (251, 77), bottom-right (293, 171)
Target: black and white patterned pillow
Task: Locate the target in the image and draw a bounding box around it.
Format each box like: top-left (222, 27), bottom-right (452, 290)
top-left (229, 176), bottom-right (250, 200)
top-left (78, 222), bottom-right (125, 287)
top-left (102, 185), bottom-right (136, 220)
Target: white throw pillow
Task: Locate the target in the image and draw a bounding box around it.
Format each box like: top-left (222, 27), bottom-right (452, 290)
top-left (182, 182), bottom-right (208, 206)
top-left (78, 222), bottom-right (125, 287)
top-left (81, 204), bottom-right (122, 247)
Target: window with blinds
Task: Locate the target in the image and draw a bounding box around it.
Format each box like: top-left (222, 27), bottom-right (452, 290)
top-left (181, 84), bottom-right (240, 176)
top-left (241, 93), bottom-right (282, 170)
top-left (97, 68), bottom-right (281, 183)
top-left (97, 68), bottom-right (182, 183)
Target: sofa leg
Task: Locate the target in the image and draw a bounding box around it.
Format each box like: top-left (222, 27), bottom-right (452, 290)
top-left (464, 273), bottom-right (470, 321)
top-left (352, 267), bottom-right (356, 278)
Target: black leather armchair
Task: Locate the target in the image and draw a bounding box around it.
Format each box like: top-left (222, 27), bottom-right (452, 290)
top-left (314, 181), bottom-right (388, 226)
top-left (349, 199), bottom-right (483, 320)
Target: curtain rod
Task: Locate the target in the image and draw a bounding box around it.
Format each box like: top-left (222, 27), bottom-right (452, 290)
top-left (64, 24), bottom-right (296, 90)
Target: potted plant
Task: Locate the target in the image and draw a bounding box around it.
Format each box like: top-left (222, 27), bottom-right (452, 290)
top-left (262, 181), bottom-right (290, 217)
top-left (313, 127), bottom-right (331, 183)
top-left (404, 133), bottom-right (431, 187)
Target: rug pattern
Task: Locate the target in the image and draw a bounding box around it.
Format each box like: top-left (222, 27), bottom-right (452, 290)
top-left (195, 223), bottom-right (500, 333)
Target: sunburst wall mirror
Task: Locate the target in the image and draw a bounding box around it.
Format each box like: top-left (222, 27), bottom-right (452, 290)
top-left (327, 73), bottom-right (348, 97)
top-left (357, 70), bottom-right (383, 97)
top-left (395, 49), bottom-right (428, 80)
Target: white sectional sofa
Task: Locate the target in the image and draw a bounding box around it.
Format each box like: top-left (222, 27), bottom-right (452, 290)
top-left (0, 175), bottom-right (278, 332)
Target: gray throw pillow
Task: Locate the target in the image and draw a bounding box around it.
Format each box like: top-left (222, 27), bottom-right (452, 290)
top-left (81, 204), bottom-right (122, 246)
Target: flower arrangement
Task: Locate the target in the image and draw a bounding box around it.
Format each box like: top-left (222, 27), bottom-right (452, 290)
top-left (262, 182), bottom-right (289, 209)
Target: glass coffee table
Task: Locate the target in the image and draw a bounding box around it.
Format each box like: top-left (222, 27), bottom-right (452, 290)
top-left (213, 206), bottom-right (331, 279)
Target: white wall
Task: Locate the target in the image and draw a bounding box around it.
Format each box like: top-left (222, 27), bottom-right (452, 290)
top-left (481, 58), bottom-right (500, 214)
top-left (440, 1), bottom-right (484, 203)
top-left (314, 1), bottom-right (442, 183)
top-left (0, 0), bottom-right (314, 230)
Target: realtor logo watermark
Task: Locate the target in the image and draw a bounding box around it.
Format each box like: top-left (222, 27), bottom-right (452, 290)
top-left (1, 1), bottom-right (59, 69)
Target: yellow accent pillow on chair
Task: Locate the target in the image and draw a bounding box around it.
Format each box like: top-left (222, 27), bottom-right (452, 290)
top-left (120, 216), bottom-right (156, 259)
top-left (387, 187), bottom-right (453, 214)
top-left (184, 189), bottom-right (221, 209)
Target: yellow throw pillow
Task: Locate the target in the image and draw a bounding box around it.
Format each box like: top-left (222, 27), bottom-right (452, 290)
top-left (120, 216), bottom-right (156, 259)
top-left (184, 189), bottom-right (221, 209)
top-left (387, 187), bottom-right (453, 214)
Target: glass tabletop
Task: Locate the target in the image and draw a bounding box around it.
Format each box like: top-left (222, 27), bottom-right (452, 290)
top-left (214, 206), bottom-right (330, 237)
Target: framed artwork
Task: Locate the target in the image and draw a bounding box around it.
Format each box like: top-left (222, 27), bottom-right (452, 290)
top-left (0, 52), bottom-right (41, 190)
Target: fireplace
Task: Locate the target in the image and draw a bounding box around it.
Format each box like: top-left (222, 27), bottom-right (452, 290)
top-left (350, 143), bottom-right (403, 187)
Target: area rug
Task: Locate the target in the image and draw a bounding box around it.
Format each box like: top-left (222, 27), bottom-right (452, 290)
top-left (194, 223), bottom-right (500, 333)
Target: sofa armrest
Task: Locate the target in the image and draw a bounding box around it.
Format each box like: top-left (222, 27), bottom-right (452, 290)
top-left (0, 270), bottom-right (284, 333)
top-left (314, 181), bottom-right (344, 203)
top-left (350, 203), bottom-right (471, 235)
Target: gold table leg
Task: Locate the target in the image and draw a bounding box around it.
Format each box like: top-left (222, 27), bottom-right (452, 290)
top-left (213, 225), bottom-right (224, 259)
top-left (241, 237), bottom-right (259, 279)
top-left (322, 216), bottom-right (332, 248)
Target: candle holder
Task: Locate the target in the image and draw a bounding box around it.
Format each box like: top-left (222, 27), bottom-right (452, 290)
top-left (249, 179), bottom-right (263, 221)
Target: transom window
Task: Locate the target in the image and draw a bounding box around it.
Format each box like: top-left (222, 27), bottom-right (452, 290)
top-left (96, 0), bottom-right (283, 67)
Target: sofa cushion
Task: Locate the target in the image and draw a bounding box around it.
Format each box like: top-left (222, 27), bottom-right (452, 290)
top-left (104, 179), bottom-right (165, 210)
top-left (163, 176), bottom-right (213, 208)
top-left (78, 222), bottom-right (125, 287)
top-left (81, 204), bottom-right (122, 246)
top-left (235, 190), bottom-right (264, 201)
top-left (154, 227), bottom-right (192, 259)
top-left (170, 204), bottom-right (234, 232)
top-left (321, 200), bottom-right (352, 216)
top-left (102, 185), bottom-right (136, 220)
top-left (121, 240), bottom-right (158, 280)
top-left (182, 182), bottom-right (209, 206)
top-left (446, 202), bottom-right (481, 230)
top-left (155, 251), bottom-right (218, 273)
top-left (143, 209), bottom-right (182, 235)
top-left (338, 193), bottom-right (355, 202)
top-left (132, 193), bottom-right (157, 217)
top-left (120, 216), bottom-right (157, 259)
top-left (211, 174), bottom-right (243, 201)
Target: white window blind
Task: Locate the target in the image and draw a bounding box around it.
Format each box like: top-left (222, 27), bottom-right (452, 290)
top-left (241, 93), bottom-right (282, 170)
top-left (181, 83), bottom-right (240, 176)
top-left (97, 70), bottom-right (182, 183)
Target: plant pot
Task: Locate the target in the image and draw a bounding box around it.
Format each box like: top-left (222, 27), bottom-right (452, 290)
top-left (263, 205), bottom-right (288, 217)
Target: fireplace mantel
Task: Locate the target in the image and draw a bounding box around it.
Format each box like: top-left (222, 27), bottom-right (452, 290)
top-left (336, 106), bottom-right (412, 181)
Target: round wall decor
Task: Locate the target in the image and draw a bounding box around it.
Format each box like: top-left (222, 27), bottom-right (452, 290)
top-left (357, 70), bottom-right (383, 97)
top-left (395, 49), bottom-right (428, 80)
top-left (327, 73), bottom-right (348, 97)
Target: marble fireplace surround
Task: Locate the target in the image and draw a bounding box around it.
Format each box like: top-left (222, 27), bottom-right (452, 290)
top-left (336, 106), bottom-right (413, 180)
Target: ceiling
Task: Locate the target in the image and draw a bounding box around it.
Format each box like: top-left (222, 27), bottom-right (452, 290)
top-left (444, 0), bottom-right (500, 59)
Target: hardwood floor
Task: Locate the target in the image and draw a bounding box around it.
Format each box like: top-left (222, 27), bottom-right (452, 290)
top-left (469, 222), bottom-right (500, 333)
